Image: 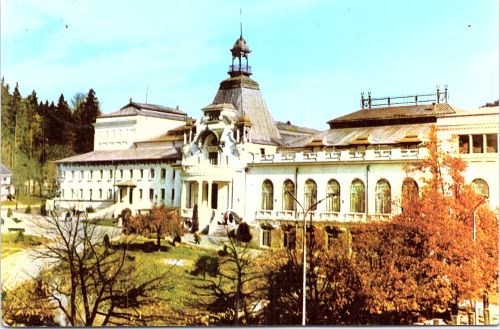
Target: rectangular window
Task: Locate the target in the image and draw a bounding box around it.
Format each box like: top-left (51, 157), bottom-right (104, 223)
top-left (100, 170), bottom-right (103, 180)
top-left (486, 134), bottom-right (498, 153)
top-left (108, 189), bottom-right (112, 199)
top-left (172, 170), bottom-right (176, 180)
top-left (71, 171), bottom-right (75, 180)
top-left (458, 135), bottom-right (470, 154)
top-left (130, 169), bottom-right (133, 178)
top-left (80, 170), bottom-right (84, 180)
top-left (149, 189), bottom-right (154, 201)
top-left (89, 189), bottom-right (93, 200)
top-left (109, 170), bottom-right (113, 179)
top-left (171, 188), bottom-right (175, 202)
top-left (283, 230), bottom-right (296, 249)
top-left (119, 169), bottom-right (123, 179)
top-left (208, 152), bottom-right (218, 165)
top-left (71, 189), bottom-right (75, 198)
top-left (139, 189), bottom-right (143, 199)
top-left (150, 169), bottom-right (155, 179)
top-left (80, 189), bottom-right (83, 199)
top-left (99, 189), bottom-right (102, 199)
top-left (140, 169), bottom-right (144, 179)
top-left (472, 134), bottom-right (483, 153)
top-left (262, 230), bottom-right (271, 247)
top-left (89, 171), bottom-right (93, 180)
top-left (161, 168), bottom-right (166, 179)
top-left (161, 188), bottom-right (166, 201)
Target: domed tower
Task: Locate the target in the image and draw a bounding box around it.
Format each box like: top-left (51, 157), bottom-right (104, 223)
top-left (211, 30), bottom-right (281, 145)
top-left (229, 24), bottom-right (252, 77)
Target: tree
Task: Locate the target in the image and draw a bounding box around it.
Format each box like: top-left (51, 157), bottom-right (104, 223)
top-left (73, 89), bottom-right (101, 154)
top-left (190, 204), bottom-right (199, 233)
top-left (32, 212), bottom-right (172, 326)
top-left (350, 125), bottom-right (498, 323)
top-left (123, 204), bottom-right (185, 249)
top-left (262, 226), bottom-right (369, 325)
top-left (187, 223), bottom-right (266, 325)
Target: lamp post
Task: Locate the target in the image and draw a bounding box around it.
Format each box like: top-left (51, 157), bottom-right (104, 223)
top-left (286, 191), bottom-right (333, 325)
top-left (471, 197), bottom-right (487, 325)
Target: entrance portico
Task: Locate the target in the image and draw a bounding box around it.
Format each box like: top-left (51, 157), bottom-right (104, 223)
top-left (115, 180), bottom-right (137, 205)
top-left (181, 178), bottom-right (233, 227)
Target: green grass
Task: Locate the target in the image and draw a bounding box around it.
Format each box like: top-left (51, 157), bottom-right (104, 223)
top-left (1, 195), bottom-right (44, 207)
top-left (87, 217), bottom-right (116, 227)
top-left (1, 232), bottom-right (49, 258)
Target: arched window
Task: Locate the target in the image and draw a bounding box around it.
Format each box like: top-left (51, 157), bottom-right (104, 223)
top-left (350, 179), bottom-right (365, 213)
top-left (282, 180), bottom-right (295, 211)
top-left (261, 180), bottom-right (274, 210)
top-left (304, 179), bottom-right (318, 210)
top-left (472, 179), bottom-right (489, 200)
top-left (402, 178), bottom-right (419, 207)
top-left (326, 179), bottom-right (340, 212)
top-left (375, 179), bottom-right (391, 214)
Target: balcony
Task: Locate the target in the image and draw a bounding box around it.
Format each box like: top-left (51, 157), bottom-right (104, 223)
top-left (228, 64), bottom-right (252, 75)
top-left (251, 148), bottom-right (425, 165)
top-left (254, 210), bottom-right (389, 224)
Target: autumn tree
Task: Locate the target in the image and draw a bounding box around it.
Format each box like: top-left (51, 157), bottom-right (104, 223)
top-left (187, 223), bottom-right (266, 325)
top-left (262, 226), bottom-right (369, 325)
top-left (123, 204), bottom-right (185, 249)
top-left (31, 212), bottom-right (172, 326)
top-left (351, 125), bottom-right (498, 323)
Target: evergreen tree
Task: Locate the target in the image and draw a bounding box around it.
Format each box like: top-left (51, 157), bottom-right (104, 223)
top-left (73, 89), bottom-right (101, 153)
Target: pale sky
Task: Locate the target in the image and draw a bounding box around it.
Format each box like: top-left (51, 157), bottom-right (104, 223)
top-left (1, 0), bottom-right (498, 130)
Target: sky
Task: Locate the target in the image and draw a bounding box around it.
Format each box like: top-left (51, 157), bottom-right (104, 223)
top-left (1, 0), bottom-right (498, 130)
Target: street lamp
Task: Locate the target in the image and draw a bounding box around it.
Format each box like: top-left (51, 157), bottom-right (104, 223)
top-left (286, 190), bottom-right (333, 325)
top-left (471, 196), bottom-right (487, 325)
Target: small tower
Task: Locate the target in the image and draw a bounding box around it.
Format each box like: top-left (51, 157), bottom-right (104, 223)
top-left (228, 24), bottom-right (252, 77)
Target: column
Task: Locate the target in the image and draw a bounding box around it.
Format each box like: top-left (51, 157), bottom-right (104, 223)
top-left (180, 181), bottom-right (187, 210)
top-left (197, 180), bottom-right (202, 208)
top-left (207, 180), bottom-right (213, 210)
top-left (228, 181), bottom-right (233, 210)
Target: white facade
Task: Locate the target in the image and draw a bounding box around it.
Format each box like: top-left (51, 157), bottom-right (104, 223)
top-left (54, 35), bottom-right (499, 248)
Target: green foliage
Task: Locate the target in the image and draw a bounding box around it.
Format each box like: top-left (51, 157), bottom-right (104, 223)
top-left (85, 206), bottom-right (95, 213)
top-left (235, 222), bottom-right (252, 242)
top-left (0, 80), bottom-right (100, 199)
top-left (15, 230), bottom-right (25, 242)
top-left (7, 208), bottom-right (12, 217)
top-left (24, 204), bottom-right (31, 214)
top-left (192, 255), bottom-right (220, 278)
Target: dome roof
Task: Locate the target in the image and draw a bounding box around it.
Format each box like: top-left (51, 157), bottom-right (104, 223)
top-left (231, 36), bottom-right (250, 56)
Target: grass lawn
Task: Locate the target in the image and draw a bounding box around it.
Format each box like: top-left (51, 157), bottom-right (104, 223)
top-left (1, 232), bottom-right (49, 259)
top-left (86, 217), bottom-right (117, 227)
top-left (1, 195), bottom-right (45, 207)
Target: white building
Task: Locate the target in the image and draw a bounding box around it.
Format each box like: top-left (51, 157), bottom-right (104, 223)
top-left (55, 32), bottom-right (499, 246)
top-left (1, 163), bottom-right (14, 201)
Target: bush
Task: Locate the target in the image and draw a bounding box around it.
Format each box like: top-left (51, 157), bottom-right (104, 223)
top-left (24, 205), bottom-right (31, 214)
top-left (191, 204), bottom-right (199, 233)
top-left (86, 206), bottom-right (95, 213)
top-left (192, 255), bottom-right (219, 278)
top-left (235, 222), bottom-right (252, 243)
top-left (7, 208), bottom-right (13, 218)
top-left (15, 231), bottom-right (25, 242)
top-left (40, 204), bottom-right (47, 216)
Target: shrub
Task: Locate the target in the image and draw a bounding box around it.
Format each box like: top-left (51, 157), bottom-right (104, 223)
top-left (86, 206), bottom-right (95, 213)
top-left (7, 208), bottom-right (13, 218)
top-left (192, 255), bottom-right (220, 278)
top-left (24, 205), bottom-right (31, 214)
top-left (15, 231), bottom-right (25, 242)
top-left (235, 222), bottom-right (252, 243)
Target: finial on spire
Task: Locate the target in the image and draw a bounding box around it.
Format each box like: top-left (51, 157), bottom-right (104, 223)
top-left (240, 8), bottom-right (243, 38)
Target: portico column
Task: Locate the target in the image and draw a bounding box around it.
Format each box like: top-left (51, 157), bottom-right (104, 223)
top-left (207, 180), bottom-right (213, 210)
top-left (180, 181), bottom-right (187, 209)
top-left (228, 181), bottom-right (233, 210)
top-left (197, 180), bottom-right (203, 208)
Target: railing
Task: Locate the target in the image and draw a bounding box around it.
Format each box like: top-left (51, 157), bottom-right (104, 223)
top-left (254, 210), bottom-right (386, 223)
top-left (251, 148), bottom-right (423, 164)
top-left (228, 64), bottom-right (252, 74)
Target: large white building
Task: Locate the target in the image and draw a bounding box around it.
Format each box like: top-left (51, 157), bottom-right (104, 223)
top-left (55, 33), bottom-right (499, 246)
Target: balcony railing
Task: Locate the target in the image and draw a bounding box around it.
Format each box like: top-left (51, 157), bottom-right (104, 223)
top-left (254, 210), bottom-right (391, 223)
top-left (228, 64), bottom-right (252, 74)
top-left (251, 148), bottom-right (425, 164)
